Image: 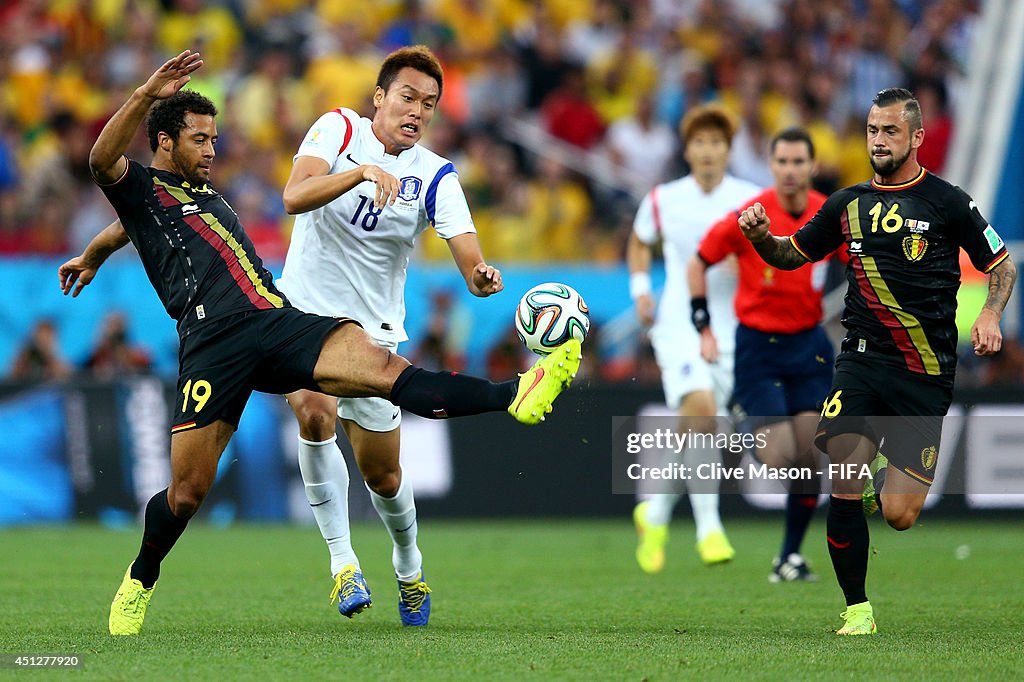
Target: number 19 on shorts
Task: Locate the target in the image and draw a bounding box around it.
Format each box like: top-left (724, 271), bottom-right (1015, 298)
top-left (181, 379), bottom-right (212, 413)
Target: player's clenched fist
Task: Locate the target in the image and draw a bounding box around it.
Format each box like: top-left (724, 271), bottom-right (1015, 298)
top-left (360, 165), bottom-right (400, 208)
top-left (738, 202), bottom-right (772, 243)
top-left (471, 262), bottom-right (503, 296)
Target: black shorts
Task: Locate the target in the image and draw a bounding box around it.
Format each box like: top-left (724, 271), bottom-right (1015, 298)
top-left (815, 350), bottom-right (953, 485)
top-left (733, 324), bottom-right (834, 427)
top-left (171, 308), bottom-right (345, 433)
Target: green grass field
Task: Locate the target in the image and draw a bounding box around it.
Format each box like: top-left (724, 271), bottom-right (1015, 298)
top-left (1, 518), bottom-right (1022, 680)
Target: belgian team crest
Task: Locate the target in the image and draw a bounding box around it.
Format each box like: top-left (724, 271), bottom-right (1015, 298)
top-left (398, 176), bottom-right (422, 202)
top-left (902, 234), bottom-right (928, 262)
top-left (921, 445), bottom-right (937, 470)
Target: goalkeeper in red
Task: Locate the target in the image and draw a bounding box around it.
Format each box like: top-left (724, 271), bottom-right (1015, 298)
top-left (738, 88), bottom-right (1015, 635)
top-left (689, 127), bottom-right (841, 583)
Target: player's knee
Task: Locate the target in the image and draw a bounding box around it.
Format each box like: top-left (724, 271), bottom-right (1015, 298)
top-left (169, 480), bottom-right (209, 518)
top-left (883, 506), bottom-right (920, 531)
top-left (295, 404), bottom-right (337, 441)
top-left (365, 470), bottom-right (400, 498)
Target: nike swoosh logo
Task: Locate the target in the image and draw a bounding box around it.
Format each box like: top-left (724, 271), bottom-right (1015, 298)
top-left (827, 536), bottom-right (851, 549)
top-left (394, 520), bottom-right (416, 533)
top-left (513, 367), bottom-right (545, 413)
top-left (346, 153), bottom-right (360, 166)
top-left (392, 410), bottom-right (400, 420)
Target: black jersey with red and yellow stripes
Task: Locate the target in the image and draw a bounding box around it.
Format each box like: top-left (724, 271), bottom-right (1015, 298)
top-left (790, 168), bottom-right (1008, 382)
top-left (99, 159), bottom-right (287, 335)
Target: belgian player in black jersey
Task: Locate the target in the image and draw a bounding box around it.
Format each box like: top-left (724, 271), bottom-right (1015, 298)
top-left (737, 88), bottom-right (1016, 635)
top-left (58, 51), bottom-right (582, 636)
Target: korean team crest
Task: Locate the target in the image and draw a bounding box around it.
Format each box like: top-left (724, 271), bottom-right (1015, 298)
top-left (921, 445), bottom-right (937, 470)
top-left (902, 234), bottom-right (928, 262)
top-left (398, 176), bottom-right (422, 202)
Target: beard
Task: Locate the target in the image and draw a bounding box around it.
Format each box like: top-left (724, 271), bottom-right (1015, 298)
top-left (170, 147), bottom-right (208, 186)
top-left (869, 146), bottom-right (910, 176)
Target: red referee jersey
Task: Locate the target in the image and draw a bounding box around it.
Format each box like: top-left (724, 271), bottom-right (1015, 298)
top-left (698, 188), bottom-right (837, 334)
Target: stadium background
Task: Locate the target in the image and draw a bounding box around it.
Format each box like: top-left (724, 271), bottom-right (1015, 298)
top-left (1, 0), bottom-right (1023, 525)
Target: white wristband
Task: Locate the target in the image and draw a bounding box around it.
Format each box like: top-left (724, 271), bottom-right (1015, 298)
top-left (629, 272), bottom-right (652, 299)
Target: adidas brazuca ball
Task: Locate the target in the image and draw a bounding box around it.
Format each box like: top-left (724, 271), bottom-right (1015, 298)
top-left (514, 282), bottom-right (590, 355)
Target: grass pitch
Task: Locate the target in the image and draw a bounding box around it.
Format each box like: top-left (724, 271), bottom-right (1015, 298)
top-left (1, 517), bottom-right (1022, 680)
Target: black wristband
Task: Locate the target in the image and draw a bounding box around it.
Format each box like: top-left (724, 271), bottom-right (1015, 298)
top-left (690, 297), bottom-right (710, 332)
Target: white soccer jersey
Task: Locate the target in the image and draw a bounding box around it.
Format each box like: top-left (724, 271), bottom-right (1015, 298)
top-left (277, 107), bottom-right (475, 343)
top-left (633, 174), bottom-right (761, 354)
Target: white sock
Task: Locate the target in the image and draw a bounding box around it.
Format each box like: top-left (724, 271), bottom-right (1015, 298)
top-left (368, 474), bottom-right (422, 582)
top-left (644, 493), bottom-right (679, 526)
top-left (683, 443), bottom-right (724, 541)
top-left (297, 436), bottom-right (358, 577)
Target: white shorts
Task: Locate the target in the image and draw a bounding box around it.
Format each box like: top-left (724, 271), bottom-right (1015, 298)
top-left (650, 332), bottom-right (734, 413)
top-left (337, 338), bottom-right (401, 432)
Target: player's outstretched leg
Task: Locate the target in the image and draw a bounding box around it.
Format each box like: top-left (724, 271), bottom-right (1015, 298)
top-left (109, 563), bottom-right (156, 635)
top-left (396, 570), bottom-right (432, 626)
top-left (319, 325), bottom-right (581, 423)
top-left (508, 339), bottom-right (582, 424)
top-left (331, 565), bottom-right (373, 618)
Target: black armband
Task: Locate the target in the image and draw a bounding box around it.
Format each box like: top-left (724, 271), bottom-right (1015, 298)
top-left (690, 297), bottom-right (710, 332)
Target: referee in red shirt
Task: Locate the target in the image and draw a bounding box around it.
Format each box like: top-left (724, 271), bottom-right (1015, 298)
top-left (688, 128), bottom-right (840, 582)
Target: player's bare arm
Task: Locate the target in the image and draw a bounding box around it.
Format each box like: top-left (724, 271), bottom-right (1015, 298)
top-left (282, 156), bottom-right (400, 214)
top-left (447, 232), bottom-right (503, 296)
top-left (627, 231), bottom-right (656, 326)
top-left (971, 257), bottom-right (1017, 356)
top-left (89, 50), bottom-right (203, 184)
top-left (58, 220), bottom-right (130, 297)
top-left (738, 202), bottom-right (808, 271)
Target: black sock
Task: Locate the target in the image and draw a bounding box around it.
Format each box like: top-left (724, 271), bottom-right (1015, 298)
top-left (131, 489), bottom-right (190, 588)
top-left (780, 492), bottom-right (818, 559)
top-left (389, 366), bottom-right (517, 419)
top-left (826, 496), bottom-right (870, 606)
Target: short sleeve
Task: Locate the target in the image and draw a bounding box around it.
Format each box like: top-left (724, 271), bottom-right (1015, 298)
top-left (791, 192), bottom-right (847, 262)
top-left (948, 186), bottom-right (1008, 273)
top-left (429, 166), bottom-right (475, 239)
top-left (293, 109), bottom-right (355, 167)
top-left (698, 210), bottom-right (743, 265)
top-left (632, 189), bottom-right (658, 245)
top-left (98, 159), bottom-right (153, 219)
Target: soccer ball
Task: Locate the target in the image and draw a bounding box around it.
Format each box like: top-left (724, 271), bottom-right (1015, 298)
top-left (514, 282), bottom-right (590, 355)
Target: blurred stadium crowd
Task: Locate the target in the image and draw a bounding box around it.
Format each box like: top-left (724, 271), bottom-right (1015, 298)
top-left (3, 0), bottom-right (1018, 386)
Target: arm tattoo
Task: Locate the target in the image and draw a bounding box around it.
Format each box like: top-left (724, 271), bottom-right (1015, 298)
top-left (751, 235), bottom-right (809, 271)
top-left (983, 258), bottom-right (1017, 316)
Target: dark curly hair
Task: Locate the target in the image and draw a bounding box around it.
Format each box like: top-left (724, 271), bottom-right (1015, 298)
top-left (146, 90), bottom-right (218, 152)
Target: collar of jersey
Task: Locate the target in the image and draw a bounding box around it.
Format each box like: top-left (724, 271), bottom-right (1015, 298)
top-left (366, 117), bottom-right (415, 161)
top-left (151, 167), bottom-right (212, 193)
top-left (871, 167), bottom-right (926, 191)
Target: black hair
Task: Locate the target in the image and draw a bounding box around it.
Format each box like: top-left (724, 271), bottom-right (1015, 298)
top-left (770, 127), bottom-right (815, 159)
top-left (871, 88), bottom-right (922, 131)
top-left (146, 90), bottom-right (218, 152)
top-left (376, 45), bottom-right (444, 99)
